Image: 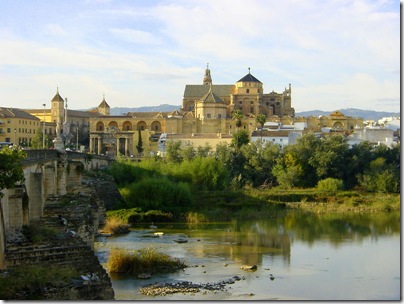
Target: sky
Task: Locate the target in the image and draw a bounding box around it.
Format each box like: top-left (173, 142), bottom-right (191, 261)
top-left (0, 0), bottom-right (400, 113)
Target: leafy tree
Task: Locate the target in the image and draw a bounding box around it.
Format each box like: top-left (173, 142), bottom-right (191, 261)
top-left (358, 157), bottom-right (400, 193)
top-left (276, 133), bottom-right (321, 187)
top-left (309, 135), bottom-right (350, 180)
top-left (136, 129), bottom-right (144, 155)
top-left (180, 146), bottom-right (195, 161)
top-left (231, 130), bottom-right (249, 150)
top-left (165, 141), bottom-right (182, 163)
top-left (30, 130), bottom-right (51, 149)
top-left (344, 141), bottom-right (375, 189)
top-left (0, 146), bottom-right (27, 197)
top-left (240, 141), bottom-right (281, 187)
top-left (196, 143), bottom-right (212, 157)
top-left (214, 142), bottom-right (232, 165)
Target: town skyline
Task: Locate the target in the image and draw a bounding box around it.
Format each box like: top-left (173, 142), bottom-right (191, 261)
top-left (0, 0), bottom-right (399, 113)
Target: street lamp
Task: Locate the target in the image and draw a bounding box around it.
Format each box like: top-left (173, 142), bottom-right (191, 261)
top-left (14, 128), bottom-right (16, 146)
top-left (42, 103), bottom-right (46, 149)
top-left (76, 122), bottom-right (79, 151)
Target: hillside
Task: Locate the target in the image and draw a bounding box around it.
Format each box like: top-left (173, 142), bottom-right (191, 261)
top-left (296, 108), bottom-right (400, 121)
top-left (109, 106), bottom-right (399, 121)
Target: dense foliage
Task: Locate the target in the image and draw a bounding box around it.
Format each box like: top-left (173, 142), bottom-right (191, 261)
top-left (0, 146), bottom-right (27, 197)
top-left (106, 132), bottom-right (400, 215)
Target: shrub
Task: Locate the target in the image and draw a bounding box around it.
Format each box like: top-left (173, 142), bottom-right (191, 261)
top-left (120, 177), bottom-right (193, 213)
top-left (21, 225), bottom-right (57, 244)
top-left (317, 178), bottom-right (344, 192)
top-left (102, 216), bottom-right (130, 235)
top-left (107, 246), bottom-right (186, 274)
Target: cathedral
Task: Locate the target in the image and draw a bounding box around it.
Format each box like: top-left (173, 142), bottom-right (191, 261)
top-left (87, 66), bottom-right (296, 156)
top-left (19, 66), bottom-right (362, 157)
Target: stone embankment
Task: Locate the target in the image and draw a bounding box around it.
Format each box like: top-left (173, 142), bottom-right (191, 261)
top-left (3, 173), bottom-right (122, 300)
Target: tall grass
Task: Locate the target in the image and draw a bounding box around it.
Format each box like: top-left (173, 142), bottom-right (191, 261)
top-left (101, 216), bottom-right (130, 234)
top-left (107, 246), bottom-right (186, 274)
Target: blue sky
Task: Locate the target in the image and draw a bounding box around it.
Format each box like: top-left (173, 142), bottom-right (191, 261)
top-left (0, 0), bottom-right (400, 113)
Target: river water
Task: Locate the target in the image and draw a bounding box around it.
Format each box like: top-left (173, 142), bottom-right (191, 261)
top-left (94, 212), bottom-right (400, 300)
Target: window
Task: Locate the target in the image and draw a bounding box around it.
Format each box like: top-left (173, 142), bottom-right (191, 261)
top-left (207, 114), bottom-right (211, 119)
top-left (246, 89), bottom-right (249, 93)
top-left (7, 128), bottom-right (10, 133)
top-left (250, 107), bottom-right (254, 113)
top-left (218, 114), bottom-right (222, 119)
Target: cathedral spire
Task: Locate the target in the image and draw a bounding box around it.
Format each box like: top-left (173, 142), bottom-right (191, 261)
top-left (203, 63), bottom-right (212, 85)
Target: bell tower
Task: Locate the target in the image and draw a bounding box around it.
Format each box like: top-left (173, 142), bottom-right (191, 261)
top-left (51, 87), bottom-right (65, 125)
top-left (203, 63), bottom-right (212, 85)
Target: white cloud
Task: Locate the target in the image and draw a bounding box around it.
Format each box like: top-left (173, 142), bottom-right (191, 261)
top-left (0, 0), bottom-right (399, 113)
top-left (109, 28), bottom-right (162, 45)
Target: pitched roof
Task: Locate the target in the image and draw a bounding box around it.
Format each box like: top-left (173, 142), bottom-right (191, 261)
top-left (98, 96), bottom-right (110, 108)
top-left (237, 73), bottom-right (262, 83)
top-left (199, 87), bottom-right (225, 103)
top-left (51, 88), bottom-right (64, 102)
top-left (184, 84), bottom-right (234, 98)
top-left (0, 108), bottom-right (41, 120)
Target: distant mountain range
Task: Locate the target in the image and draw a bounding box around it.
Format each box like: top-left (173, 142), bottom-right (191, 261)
top-left (109, 105), bottom-right (400, 121)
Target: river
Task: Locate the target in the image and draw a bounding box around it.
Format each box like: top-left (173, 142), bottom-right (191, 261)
top-left (94, 211), bottom-right (400, 300)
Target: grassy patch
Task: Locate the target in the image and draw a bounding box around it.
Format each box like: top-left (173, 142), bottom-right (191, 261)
top-left (107, 246), bottom-right (186, 274)
top-left (0, 265), bottom-right (81, 300)
top-left (21, 225), bottom-right (58, 244)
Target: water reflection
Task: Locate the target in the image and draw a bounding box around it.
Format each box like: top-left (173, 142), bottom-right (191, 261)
top-left (95, 211), bottom-right (400, 300)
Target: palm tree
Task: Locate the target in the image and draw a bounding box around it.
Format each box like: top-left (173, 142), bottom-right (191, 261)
top-left (232, 110), bottom-right (243, 131)
top-left (256, 113), bottom-right (267, 142)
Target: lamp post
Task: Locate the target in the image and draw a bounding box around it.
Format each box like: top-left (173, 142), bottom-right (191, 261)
top-left (14, 128), bottom-right (16, 146)
top-left (76, 123), bottom-right (79, 151)
top-left (42, 103), bottom-right (46, 149)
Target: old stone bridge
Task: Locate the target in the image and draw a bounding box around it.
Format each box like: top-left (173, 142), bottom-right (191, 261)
top-left (0, 149), bottom-right (112, 270)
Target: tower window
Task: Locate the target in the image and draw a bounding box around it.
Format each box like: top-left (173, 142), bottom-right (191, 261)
top-left (246, 89), bottom-right (249, 94)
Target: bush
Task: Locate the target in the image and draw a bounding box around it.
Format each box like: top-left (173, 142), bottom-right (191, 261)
top-left (120, 177), bottom-right (193, 213)
top-left (107, 246), bottom-right (186, 274)
top-left (317, 178), bottom-right (344, 192)
top-left (101, 216), bottom-right (130, 234)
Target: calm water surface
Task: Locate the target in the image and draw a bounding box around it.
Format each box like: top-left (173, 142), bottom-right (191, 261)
top-left (94, 212), bottom-right (400, 300)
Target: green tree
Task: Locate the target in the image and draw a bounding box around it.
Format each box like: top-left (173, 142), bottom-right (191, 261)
top-left (232, 110), bottom-right (243, 130)
top-left (240, 141), bottom-right (281, 187)
top-left (231, 130), bottom-right (249, 150)
top-left (30, 130), bottom-right (51, 149)
top-left (165, 141), bottom-right (182, 163)
top-left (256, 113), bottom-right (267, 142)
top-left (0, 146), bottom-right (27, 197)
top-left (276, 133), bottom-right (321, 187)
top-left (309, 135), bottom-right (350, 180)
top-left (136, 129), bottom-right (144, 155)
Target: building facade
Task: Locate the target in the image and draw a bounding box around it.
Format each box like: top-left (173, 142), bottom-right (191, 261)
top-left (88, 67), bottom-right (297, 156)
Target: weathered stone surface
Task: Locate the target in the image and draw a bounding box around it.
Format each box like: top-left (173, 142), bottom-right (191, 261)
top-left (3, 174), bottom-right (118, 300)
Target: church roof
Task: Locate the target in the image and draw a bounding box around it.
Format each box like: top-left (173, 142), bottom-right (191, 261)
top-left (51, 88), bottom-right (64, 102)
top-left (199, 87), bottom-right (224, 103)
top-left (237, 72), bottom-right (262, 83)
top-left (98, 96), bottom-right (110, 108)
top-left (184, 84), bottom-right (234, 98)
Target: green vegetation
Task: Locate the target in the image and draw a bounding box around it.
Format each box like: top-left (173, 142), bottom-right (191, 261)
top-left (104, 134), bottom-right (399, 219)
top-left (21, 224), bottom-right (58, 244)
top-left (107, 246), bottom-right (186, 274)
top-left (0, 145), bottom-right (26, 197)
top-left (0, 265), bottom-right (81, 300)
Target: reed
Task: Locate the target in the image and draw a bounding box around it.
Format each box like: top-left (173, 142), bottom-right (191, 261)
top-left (101, 216), bottom-right (130, 235)
top-left (107, 246), bottom-right (186, 274)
